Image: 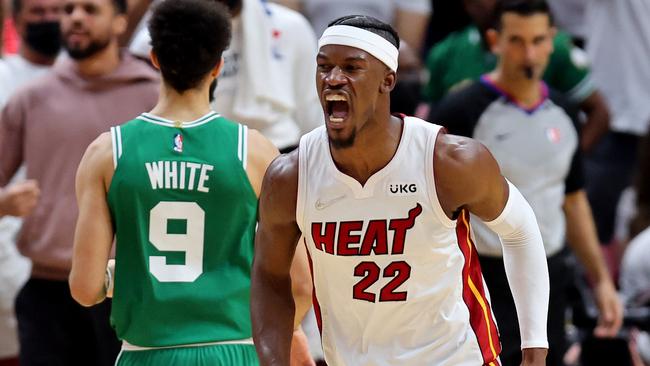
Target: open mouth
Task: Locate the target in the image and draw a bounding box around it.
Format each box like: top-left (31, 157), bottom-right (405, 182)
top-left (325, 95), bottom-right (350, 123)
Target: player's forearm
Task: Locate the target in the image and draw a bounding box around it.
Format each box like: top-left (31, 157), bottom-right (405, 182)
top-left (69, 265), bottom-right (107, 307)
top-left (251, 269), bottom-right (296, 366)
top-left (563, 190), bottom-right (612, 284)
top-left (485, 182), bottom-right (550, 348)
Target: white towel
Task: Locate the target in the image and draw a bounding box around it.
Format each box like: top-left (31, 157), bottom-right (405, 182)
top-left (231, 0), bottom-right (295, 127)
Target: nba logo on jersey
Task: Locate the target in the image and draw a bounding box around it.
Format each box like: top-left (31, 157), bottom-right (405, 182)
top-left (546, 127), bottom-right (561, 144)
top-left (173, 133), bottom-right (183, 153)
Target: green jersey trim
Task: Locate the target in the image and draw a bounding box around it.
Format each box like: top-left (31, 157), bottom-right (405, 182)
top-left (110, 126), bottom-right (123, 169)
top-left (138, 111), bottom-right (220, 128)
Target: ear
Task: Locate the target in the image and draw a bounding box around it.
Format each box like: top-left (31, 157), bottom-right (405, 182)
top-left (486, 28), bottom-right (500, 55)
top-left (210, 57), bottom-right (225, 79)
top-left (149, 50), bottom-right (161, 70)
top-left (380, 70), bottom-right (397, 94)
top-left (112, 13), bottom-right (128, 37)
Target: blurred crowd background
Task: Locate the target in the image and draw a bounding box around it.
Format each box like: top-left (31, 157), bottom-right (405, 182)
top-left (0, 0), bottom-right (649, 365)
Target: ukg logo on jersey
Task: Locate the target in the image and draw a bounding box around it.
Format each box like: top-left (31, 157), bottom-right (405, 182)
top-left (388, 182), bottom-right (417, 196)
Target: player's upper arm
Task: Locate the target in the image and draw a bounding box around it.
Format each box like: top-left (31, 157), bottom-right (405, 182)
top-left (70, 132), bottom-right (114, 306)
top-left (434, 132), bottom-right (509, 221)
top-left (255, 150), bottom-right (301, 276)
top-left (77, 132), bottom-right (114, 195)
top-left (246, 128), bottom-right (280, 197)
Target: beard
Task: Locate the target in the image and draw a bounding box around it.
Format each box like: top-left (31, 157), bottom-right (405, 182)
top-left (64, 36), bottom-right (111, 60)
top-left (328, 128), bottom-right (356, 149)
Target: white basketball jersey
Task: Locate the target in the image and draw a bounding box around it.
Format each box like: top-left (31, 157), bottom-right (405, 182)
top-left (297, 118), bottom-right (502, 366)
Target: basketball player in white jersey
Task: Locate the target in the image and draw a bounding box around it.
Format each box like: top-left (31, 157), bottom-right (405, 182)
top-left (251, 15), bottom-right (550, 366)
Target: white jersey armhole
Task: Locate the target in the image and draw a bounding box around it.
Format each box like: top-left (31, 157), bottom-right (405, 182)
top-left (110, 126), bottom-right (123, 170)
top-left (423, 123), bottom-right (456, 228)
top-left (296, 133), bottom-right (309, 232)
top-left (238, 124), bottom-right (248, 170)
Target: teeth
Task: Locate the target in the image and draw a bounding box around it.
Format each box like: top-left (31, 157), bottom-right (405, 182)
top-left (325, 95), bottom-right (347, 101)
top-left (329, 117), bottom-right (345, 123)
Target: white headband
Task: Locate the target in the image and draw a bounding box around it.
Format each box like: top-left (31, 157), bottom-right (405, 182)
top-left (318, 25), bottom-right (399, 72)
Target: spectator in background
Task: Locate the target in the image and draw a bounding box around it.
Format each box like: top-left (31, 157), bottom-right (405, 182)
top-left (619, 133), bottom-right (650, 364)
top-left (271, 0), bottom-right (432, 115)
top-left (620, 132), bottom-right (650, 305)
top-left (582, 0), bottom-right (650, 246)
top-left (432, 1), bottom-right (622, 365)
top-left (130, 0), bottom-right (322, 153)
top-left (546, 0), bottom-right (586, 46)
top-left (0, 0), bottom-right (159, 364)
top-left (0, 0), bottom-right (62, 105)
top-left (273, 0), bottom-right (431, 53)
top-left (424, 0), bottom-right (470, 52)
top-left (424, 0), bottom-right (610, 153)
top-left (0, 0), bottom-right (62, 364)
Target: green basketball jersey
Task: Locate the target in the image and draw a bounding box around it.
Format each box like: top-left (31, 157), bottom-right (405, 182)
top-left (107, 111), bottom-right (258, 348)
top-left (424, 25), bottom-right (594, 104)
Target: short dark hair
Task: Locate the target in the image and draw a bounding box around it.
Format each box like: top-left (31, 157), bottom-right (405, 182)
top-left (493, 0), bottom-right (553, 30)
top-left (327, 15), bottom-right (400, 50)
top-left (112, 0), bottom-right (127, 14)
top-left (149, 0), bottom-right (231, 92)
top-left (13, 0), bottom-right (127, 15)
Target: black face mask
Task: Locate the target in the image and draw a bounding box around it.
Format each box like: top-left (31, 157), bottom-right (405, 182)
top-left (24, 21), bottom-right (62, 57)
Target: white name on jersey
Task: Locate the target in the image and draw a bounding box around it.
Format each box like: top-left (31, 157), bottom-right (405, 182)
top-left (145, 161), bottom-right (213, 192)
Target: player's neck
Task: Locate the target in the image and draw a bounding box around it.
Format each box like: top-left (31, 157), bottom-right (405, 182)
top-left (488, 70), bottom-right (543, 109)
top-left (149, 82), bottom-right (213, 122)
top-left (330, 114), bottom-right (403, 186)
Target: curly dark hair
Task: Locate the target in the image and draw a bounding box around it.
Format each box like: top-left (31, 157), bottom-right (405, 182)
top-left (149, 0), bottom-right (231, 92)
top-left (327, 15), bottom-right (400, 49)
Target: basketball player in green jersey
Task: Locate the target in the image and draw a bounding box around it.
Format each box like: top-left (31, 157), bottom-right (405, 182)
top-left (68, 0), bottom-right (313, 364)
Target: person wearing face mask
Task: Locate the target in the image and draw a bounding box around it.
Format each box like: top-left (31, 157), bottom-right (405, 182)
top-left (0, 0), bottom-right (159, 364)
top-left (0, 0), bottom-right (62, 106)
top-left (0, 1), bottom-right (60, 365)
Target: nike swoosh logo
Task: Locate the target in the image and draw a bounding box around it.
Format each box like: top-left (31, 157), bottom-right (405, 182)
top-left (315, 195), bottom-right (346, 210)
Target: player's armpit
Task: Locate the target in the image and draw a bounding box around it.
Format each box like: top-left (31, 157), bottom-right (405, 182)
top-left (251, 151), bottom-right (303, 366)
top-left (291, 242), bottom-right (313, 330)
top-left (69, 133), bottom-right (115, 307)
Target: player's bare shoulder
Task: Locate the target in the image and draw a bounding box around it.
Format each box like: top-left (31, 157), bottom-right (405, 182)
top-left (435, 132), bottom-right (496, 178)
top-left (434, 131), bottom-right (502, 214)
top-left (258, 148), bottom-right (300, 222)
top-left (77, 132), bottom-right (115, 190)
top-left (85, 132), bottom-right (114, 171)
top-left (263, 148), bottom-right (299, 194)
